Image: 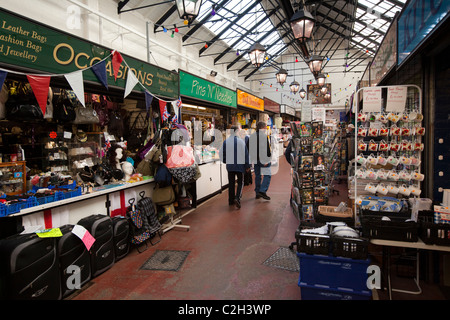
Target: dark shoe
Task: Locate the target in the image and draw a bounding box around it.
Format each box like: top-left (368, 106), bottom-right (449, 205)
top-left (234, 199), bottom-right (241, 209)
top-left (255, 193), bottom-right (261, 199)
top-left (260, 192), bottom-right (271, 200)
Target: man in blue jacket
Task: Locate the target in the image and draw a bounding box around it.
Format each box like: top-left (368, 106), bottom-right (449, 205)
top-left (219, 124), bottom-right (250, 209)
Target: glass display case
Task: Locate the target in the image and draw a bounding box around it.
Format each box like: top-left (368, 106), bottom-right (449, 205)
top-left (0, 161), bottom-right (26, 196)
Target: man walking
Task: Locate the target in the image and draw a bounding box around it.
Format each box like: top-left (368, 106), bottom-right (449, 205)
top-left (219, 124), bottom-right (250, 209)
top-left (248, 122), bottom-right (272, 200)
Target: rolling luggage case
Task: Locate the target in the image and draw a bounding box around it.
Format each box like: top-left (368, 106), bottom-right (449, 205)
top-left (77, 215), bottom-right (115, 277)
top-left (0, 232), bottom-right (61, 300)
top-left (137, 191), bottom-right (162, 245)
top-left (58, 225), bottom-right (91, 297)
top-left (112, 216), bottom-right (130, 261)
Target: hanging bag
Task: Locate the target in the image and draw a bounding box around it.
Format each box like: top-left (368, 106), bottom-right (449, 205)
top-left (73, 104), bottom-right (100, 124)
top-left (152, 184), bottom-right (175, 206)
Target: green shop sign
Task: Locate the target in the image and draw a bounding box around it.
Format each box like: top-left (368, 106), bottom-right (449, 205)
top-left (179, 70), bottom-right (236, 108)
top-left (0, 9), bottom-right (178, 99)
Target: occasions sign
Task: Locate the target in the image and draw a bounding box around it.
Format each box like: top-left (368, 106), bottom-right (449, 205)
top-left (0, 9), bottom-right (178, 98)
top-left (179, 70), bottom-right (236, 108)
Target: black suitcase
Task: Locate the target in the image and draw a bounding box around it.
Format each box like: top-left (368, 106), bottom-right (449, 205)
top-left (112, 217), bottom-right (129, 261)
top-left (0, 232), bottom-right (61, 300)
top-left (77, 215), bottom-right (115, 278)
top-left (58, 225), bottom-right (91, 297)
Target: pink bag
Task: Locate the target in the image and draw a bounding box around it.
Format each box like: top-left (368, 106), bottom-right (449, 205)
top-left (165, 145), bottom-right (195, 168)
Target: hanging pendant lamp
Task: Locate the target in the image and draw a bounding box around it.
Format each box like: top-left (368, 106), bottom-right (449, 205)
top-left (299, 88), bottom-right (306, 99)
top-left (176, 0), bottom-right (203, 25)
top-left (276, 68), bottom-right (288, 85)
top-left (290, 7), bottom-right (315, 42)
top-left (290, 81), bottom-right (300, 94)
top-left (248, 42), bottom-right (266, 68)
top-left (307, 55), bottom-right (324, 78)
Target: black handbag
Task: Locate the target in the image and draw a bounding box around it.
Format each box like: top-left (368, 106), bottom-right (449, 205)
top-left (7, 103), bottom-right (43, 121)
top-left (53, 91), bottom-right (76, 123)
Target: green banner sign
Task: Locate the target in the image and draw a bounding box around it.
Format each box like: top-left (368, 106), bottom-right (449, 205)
top-left (0, 9), bottom-right (178, 98)
top-left (179, 70), bottom-right (236, 108)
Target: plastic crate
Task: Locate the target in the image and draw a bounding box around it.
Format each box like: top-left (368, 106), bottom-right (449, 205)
top-left (295, 221), bottom-right (330, 255)
top-left (297, 252), bottom-right (371, 293)
top-left (419, 220), bottom-right (450, 246)
top-left (361, 217), bottom-right (418, 242)
top-left (361, 208), bottom-right (412, 222)
top-left (331, 235), bottom-right (369, 260)
top-left (299, 284), bottom-right (372, 300)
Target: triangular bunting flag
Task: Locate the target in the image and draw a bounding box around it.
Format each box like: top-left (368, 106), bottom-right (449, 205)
top-left (0, 71), bottom-right (7, 89)
top-left (64, 71), bottom-right (85, 107)
top-left (27, 75), bottom-right (51, 115)
top-left (91, 60), bottom-right (108, 89)
top-left (159, 100), bottom-right (170, 124)
top-left (124, 69), bottom-right (139, 98)
top-left (144, 91), bottom-right (153, 112)
top-left (112, 50), bottom-right (123, 81)
top-left (171, 100), bottom-right (179, 124)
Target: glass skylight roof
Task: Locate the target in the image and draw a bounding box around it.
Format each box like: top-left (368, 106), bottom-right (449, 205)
top-left (197, 0), bottom-right (287, 67)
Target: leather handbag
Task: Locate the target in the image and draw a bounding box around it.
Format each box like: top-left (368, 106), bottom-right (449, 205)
top-left (152, 185), bottom-right (175, 205)
top-left (73, 105), bottom-right (100, 124)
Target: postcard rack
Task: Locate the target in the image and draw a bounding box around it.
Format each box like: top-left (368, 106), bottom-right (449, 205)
top-left (290, 121), bottom-right (329, 221)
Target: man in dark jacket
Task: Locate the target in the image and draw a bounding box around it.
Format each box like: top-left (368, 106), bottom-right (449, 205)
top-left (219, 124), bottom-right (250, 209)
top-left (248, 122), bottom-right (272, 200)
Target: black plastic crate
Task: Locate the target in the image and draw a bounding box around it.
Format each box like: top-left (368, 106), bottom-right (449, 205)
top-left (361, 208), bottom-right (412, 222)
top-left (330, 235), bottom-right (369, 260)
top-left (419, 220), bottom-right (450, 246)
top-left (361, 217), bottom-right (418, 242)
top-left (295, 221), bottom-right (330, 255)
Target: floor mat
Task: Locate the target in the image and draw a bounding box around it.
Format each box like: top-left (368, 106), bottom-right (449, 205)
top-left (140, 250), bottom-right (190, 272)
top-left (262, 247), bottom-right (300, 272)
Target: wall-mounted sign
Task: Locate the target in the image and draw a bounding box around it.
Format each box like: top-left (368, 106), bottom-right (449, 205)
top-left (237, 89), bottom-right (264, 111)
top-left (370, 15), bottom-right (397, 86)
top-left (179, 70), bottom-right (236, 108)
top-left (263, 97), bottom-right (280, 113)
top-left (0, 8), bottom-right (178, 98)
top-left (398, 1), bottom-right (450, 66)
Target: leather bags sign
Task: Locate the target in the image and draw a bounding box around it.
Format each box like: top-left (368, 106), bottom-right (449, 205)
top-left (0, 9), bottom-right (178, 98)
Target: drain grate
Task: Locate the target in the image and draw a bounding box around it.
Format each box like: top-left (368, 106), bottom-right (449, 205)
top-left (262, 247), bottom-right (300, 272)
top-left (140, 250), bottom-right (190, 272)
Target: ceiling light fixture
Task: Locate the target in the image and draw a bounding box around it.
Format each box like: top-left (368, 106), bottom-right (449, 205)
top-left (290, 5), bottom-right (315, 42)
top-left (276, 68), bottom-right (288, 85)
top-left (307, 54), bottom-right (324, 78)
top-left (248, 42), bottom-right (266, 68)
top-left (176, 0), bottom-right (203, 25)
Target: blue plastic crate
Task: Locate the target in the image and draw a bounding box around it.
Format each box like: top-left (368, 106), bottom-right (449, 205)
top-left (0, 203), bottom-right (7, 217)
top-left (297, 252), bottom-right (371, 293)
top-left (300, 284), bottom-right (372, 300)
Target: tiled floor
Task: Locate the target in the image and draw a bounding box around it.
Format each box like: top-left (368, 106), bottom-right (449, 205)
top-left (69, 159), bottom-right (449, 301)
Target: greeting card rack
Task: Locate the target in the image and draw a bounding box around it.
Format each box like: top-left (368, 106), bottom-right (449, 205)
top-left (352, 85), bottom-right (423, 225)
top-left (289, 121), bottom-right (329, 221)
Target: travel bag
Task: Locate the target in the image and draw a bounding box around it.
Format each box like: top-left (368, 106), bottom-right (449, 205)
top-left (137, 191), bottom-right (162, 245)
top-left (77, 215), bottom-right (115, 277)
top-left (112, 216), bottom-right (130, 261)
top-left (57, 224), bottom-right (91, 298)
top-left (0, 232), bottom-right (61, 300)
top-left (126, 199), bottom-right (151, 253)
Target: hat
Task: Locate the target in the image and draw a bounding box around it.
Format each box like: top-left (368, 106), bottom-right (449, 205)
top-left (76, 130), bottom-right (87, 142)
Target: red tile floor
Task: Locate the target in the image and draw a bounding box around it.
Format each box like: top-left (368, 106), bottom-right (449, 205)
top-left (69, 159), bottom-right (449, 301)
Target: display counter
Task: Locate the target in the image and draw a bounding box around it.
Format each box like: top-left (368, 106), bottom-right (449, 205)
top-left (6, 179), bottom-right (155, 226)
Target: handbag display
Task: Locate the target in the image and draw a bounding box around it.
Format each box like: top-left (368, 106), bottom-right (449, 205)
top-left (53, 90), bottom-right (77, 123)
top-left (152, 185), bottom-right (175, 206)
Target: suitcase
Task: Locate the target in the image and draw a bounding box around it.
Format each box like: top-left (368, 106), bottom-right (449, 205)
top-left (0, 232), bottom-right (61, 300)
top-left (77, 215), bottom-right (115, 278)
top-left (112, 216), bottom-right (129, 261)
top-left (58, 225), bottom-right (91, 297)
